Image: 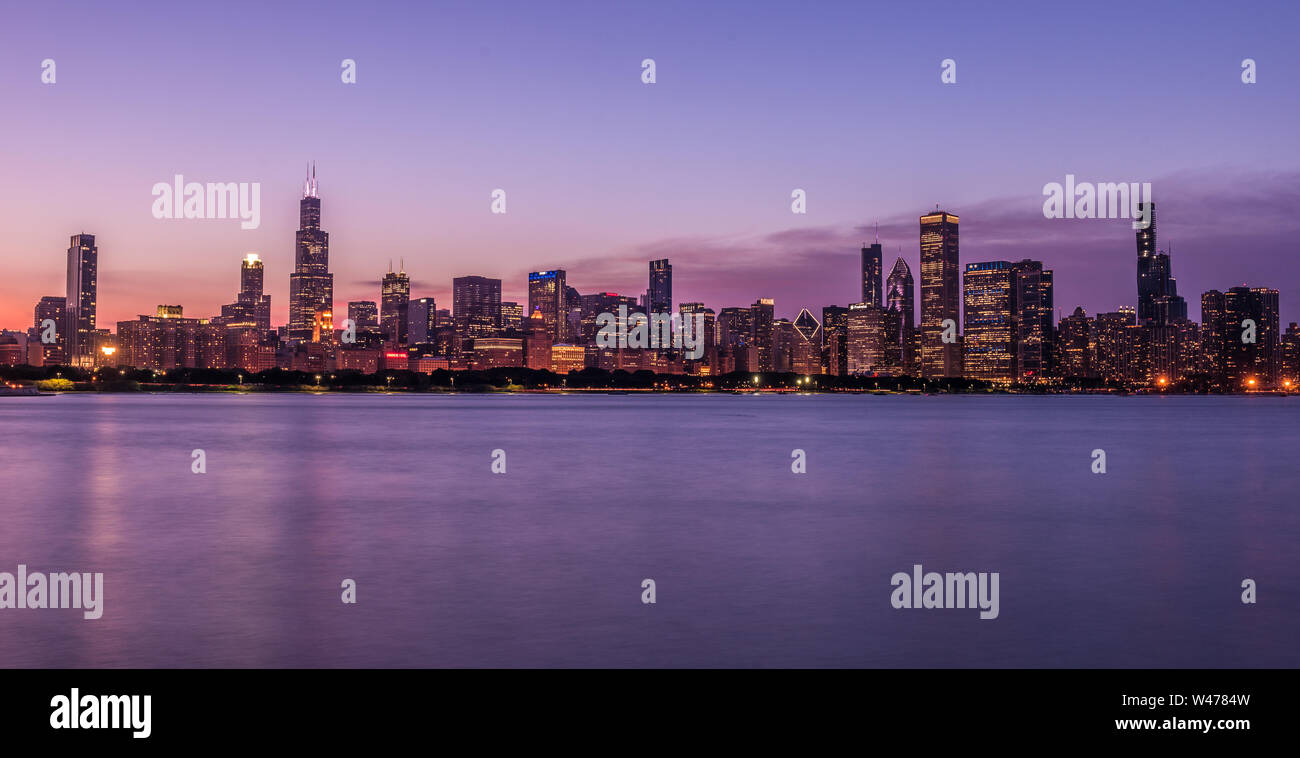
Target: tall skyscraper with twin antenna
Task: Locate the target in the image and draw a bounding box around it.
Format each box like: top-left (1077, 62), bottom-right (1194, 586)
top-left (381, 262), bottom-right (411, 346)
top-left (288, 163), bottom-right (333, 342)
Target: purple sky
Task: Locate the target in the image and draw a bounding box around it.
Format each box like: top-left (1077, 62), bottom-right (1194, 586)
top-left (2, 0), bottom-right (1297, 329)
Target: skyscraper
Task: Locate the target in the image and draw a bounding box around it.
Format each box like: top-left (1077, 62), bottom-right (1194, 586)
top-left (288, 164), bottom-right (333, 342)
top-left (750, 298), bottom-right (774, 372)
top-left (846, 302), bottom-right (895, 375)
top-left (920, 210), bottom-right (960, 378)
top-left (885, 257), bottom-right (915, 374)
top-left (348, 301), bottom-right (379, 333)
top-left (1200, 290), bottom-right (1227, 381)
top-left (1282, 324), bottom-right (1300, 385)
top-left (33, 296), bottom-right (66, 365)
top-left (820, 306), bottom-right (848, 376)
top-left (408, 297), bottom-right (436, 346)
top-left (1094, 308), bottom-right (1136, 382)
top-left (861, 236), bottom-right (883, 307)
top-left (1223, 286), bottom-right (1280, 386)
top-left (217, 253), bottom-right (274, 330)
top-left (239, 253), bottom-right (272, 330)
top-left (64, 233), bottom-right (98, 366)
top-left (528, 270), bottom-right (567, 342)
top-left (501, 302), bottom-right (524, 333)
top-left (1136, 201), bottom-right (1160, 322)
top-left (453, 276), bottom-right (502, 339)
top-left (240, 252), bottom-right (262, 295)
top-left (719, 306), bottom-right (753, 372)
top-left (648, 259), bottom-right (672, 314)
top-left (1135, 201), bottom-right (1186, 325)
top-left (963, 261), bottom-right (1015, 380)
top-left (680, 302), bottom-right (717, 368)
top-left (380, 265), bottom-right (411, 346)
top-left (791, 308), bottom-right (822, 375)
top-left (1012, 259), bottom-right (1054, 379)
top-left (1057, 307), bottom-right (1095, 378)
top-left (524, 309), bottom-right (551, 369)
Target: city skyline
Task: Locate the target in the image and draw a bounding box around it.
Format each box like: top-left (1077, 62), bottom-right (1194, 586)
top-left (4, 170), bottom-right (1298, 335)
top-left (3, 166), bottom-right (1293, 392)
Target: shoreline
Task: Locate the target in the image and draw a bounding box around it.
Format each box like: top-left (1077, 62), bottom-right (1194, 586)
top-left (1, 383), bottom-right (1289, 397)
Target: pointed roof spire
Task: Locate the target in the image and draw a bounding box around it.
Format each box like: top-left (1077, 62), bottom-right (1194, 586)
top-left (874, 219), bottom-right (879, 244)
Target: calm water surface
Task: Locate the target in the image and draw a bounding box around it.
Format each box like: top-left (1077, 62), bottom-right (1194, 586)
top-left (0, 392), bottom-right (1296, 667)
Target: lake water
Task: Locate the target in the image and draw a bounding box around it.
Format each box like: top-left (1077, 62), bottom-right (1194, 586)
top-left (0, 392), bottom-right (1296, 667)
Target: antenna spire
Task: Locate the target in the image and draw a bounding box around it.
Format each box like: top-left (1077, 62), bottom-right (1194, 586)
top-left (303, 161), bottom-right (319, 198)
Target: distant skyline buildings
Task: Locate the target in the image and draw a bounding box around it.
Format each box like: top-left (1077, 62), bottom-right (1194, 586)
top-left (34, 296), bottom-right (66, 366)
top-left (648, 259), bottom-right (672, 315)
top-left (348, 301), bottom-right (379, 333)
top-left (886, 258), bottom-right (916, 373)
top-left (287, 164), bottom-right (332, 342)
top-left (239, 253), bottom-right (272, 330)
top-left (1013, 260), bottom-right (1054, 379)
top-left (528, 270), bottom-right (567, 343)
top-left (1134, 202), bottom-right (1189, 327)
top-left (963, 261), bottom-right (1015, 380)
top-left (408, 297), bottom-right (436, 347)
top-left (7, 168), bottom-right (1298, 391)
top-left (218, 253), bottom-right (272, 331)
top-left (64, 233), bottom-right (97, 367)
top-left (381, 265), bottom-right (411, 346)
top-left (453, 275), bottom-right (502, 339)
top-left (920, 210), bottom-right (961, 379)
top-left (861, 234), bottom-right (883, 308)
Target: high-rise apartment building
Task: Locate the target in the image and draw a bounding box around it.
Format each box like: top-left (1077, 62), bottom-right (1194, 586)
top-left (65, 233), bottom-right (98, 366)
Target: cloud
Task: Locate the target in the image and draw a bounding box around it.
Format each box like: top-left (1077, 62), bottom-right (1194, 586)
top-left (547, 168), bottom-right (1300, 322)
